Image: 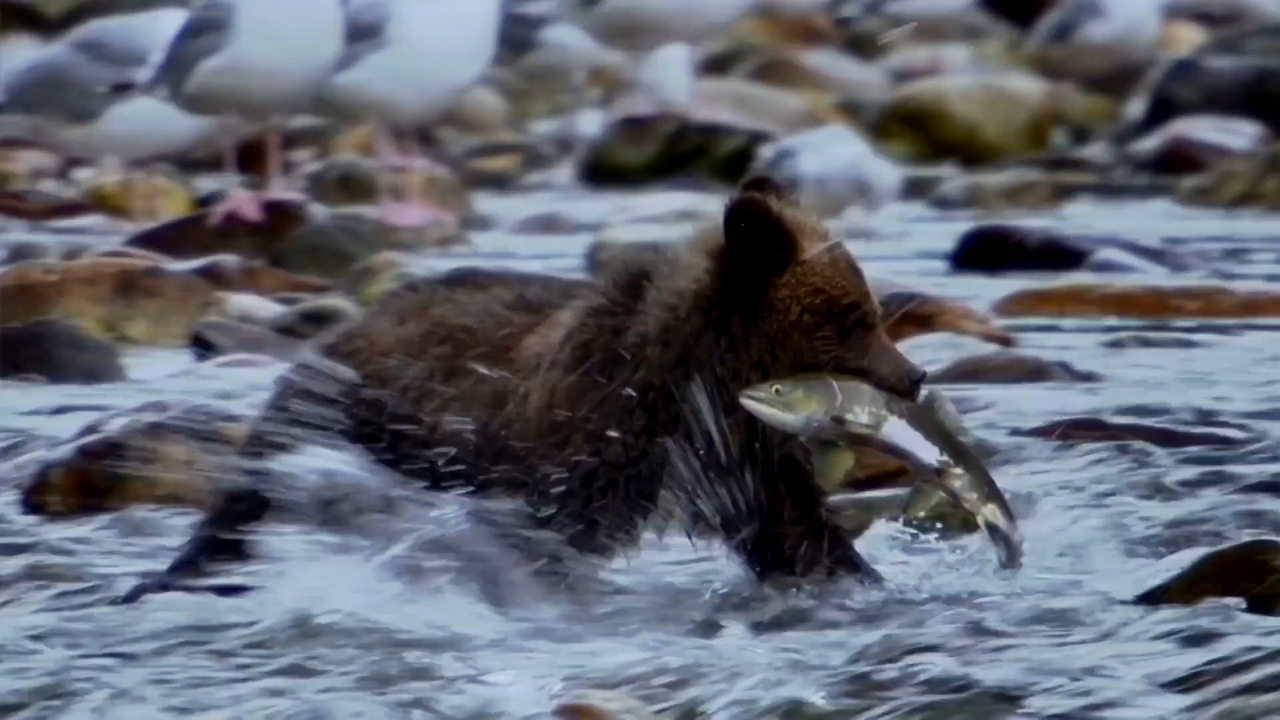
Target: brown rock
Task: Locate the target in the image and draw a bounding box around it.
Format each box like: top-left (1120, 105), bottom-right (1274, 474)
top-left (19, 402), bottom-right (249, 517)
top-left (0, 188), bottom-right (99, 222)
top-left (174, 254), bottom-right (333, 294)
top-left (0, 318), bottom-right (125, 384)
top-left (0, 259), bottom-right (215, 345)
top-left (928, 351), bottom-right (1101, 384)
top-left (993, 284), bottom-right (1280, 319)
top-left (123, 199), bottom-right (309, 259)
top-left (1013, 417), bottom-right (1250, 448)
top-left (878, 289), bottom-right (1015, 347)
top-left (1133, 538), bottom-right (1280, 615)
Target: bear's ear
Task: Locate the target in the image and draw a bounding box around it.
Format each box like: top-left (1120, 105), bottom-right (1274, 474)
top-left (721, 189), bottom-right (799, 285)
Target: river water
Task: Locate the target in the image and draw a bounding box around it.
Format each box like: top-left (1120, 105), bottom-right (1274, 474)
top-left (4, 190), bottom-right (1280, 718)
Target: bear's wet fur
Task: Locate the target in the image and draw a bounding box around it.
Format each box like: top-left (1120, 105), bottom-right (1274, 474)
top-left (124, 176), bottom-right (928, 600)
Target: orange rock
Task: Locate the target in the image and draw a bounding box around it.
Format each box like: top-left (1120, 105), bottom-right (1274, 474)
top-left (993, 284), bottom-right (1280, 319)
top-left (880, 290), bottom-right (1015, 346)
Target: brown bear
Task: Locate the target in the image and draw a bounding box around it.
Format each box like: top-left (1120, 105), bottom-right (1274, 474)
top-left (118, 176), bottom-right (926, 602)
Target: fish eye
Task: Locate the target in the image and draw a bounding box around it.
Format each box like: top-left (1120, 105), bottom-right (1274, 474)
top-left (770, 384), bottom-right (783, 396)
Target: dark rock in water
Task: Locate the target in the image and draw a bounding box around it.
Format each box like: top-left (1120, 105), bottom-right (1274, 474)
top-left (1014, 417), bottom-right (1251, 448)
top-left (1123, 114), bottom-right (1272, 175)
top-left (1100, 334), bottom-right (1206, 349)
top-left (1121, 54), bottom-right (1280, 142)
top-left (1, 240), bottom-right (57, 265)
top-left (189, 318), bottom-right (302, 362)
top-left (124, 200), bottom-right (309, 259)
top-left (20, 401), bottom-right (249, 517)
top-left (928, 351), bottom-right (1102, 384)
top-left (1230, 478), bottom-right (1280, 497)
top-left (0, 318), bottom-right (125, 384)
top-left (1133, 538), bottom-right (1280, 615)
top-left (579, 115), bottom-right (771, 187)
top-left (950, 223), bottom-right (1195, 274)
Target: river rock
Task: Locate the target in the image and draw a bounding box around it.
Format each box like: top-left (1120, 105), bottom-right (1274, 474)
top-left (1133, 538), bottom-right (1280, 615)
top-left (79, 170), bottom-right (195, 223)
top-left (876, 286), bottom-right (1015, 347)
top-left (1013, 417), bottom-right (1251, 448)
top-left (189, 317), bottom-right (303, 362)
top-left (1021, 0), bottom-right (1166, 97)
top-left (0, 187), bottom-right (100, 222)
top-left (172, 254), bottom-right (334, 295)
top-left (993, 284), bottom-right (1280, 319)
top-left (64, 245), bottom-right (173, 264)
top-left (341, 250), bottom-right (419, 306)
top-left (0, 318), bottom-right (125, 383)
top-left (928, 351), bottom-right (1102, 384)
top-left (0, 259), bottom-right (215, 345)
top-left (1123, 114), bottom-right (1273, 175)
top-left (928, 168), bottom-right (1065, 211)
top-left (552, 690), bottom-right (660, 720)
top-left (750, 123), bottom-right (903, 218)
top-left (123, 199), bottom-right (310, 259)
top-left (579, 113), bottom-right (770, 187)
top-left (275, 211), bottom-right (468, 281)
top-left (455, 137), bottom-right (562, 189)
top-left (872, 73), bottom-right (1117, 165)
top-left (19, 401), bottom-right (249, 517)
top-left (302, 154), bottom-right (472, 223)
top-left (266, 295), bottom-right (363, 339)
top-left (1120, 55), bottom-right (1280, 143)
top-left (1177, 143), bottom-right (1280, 209)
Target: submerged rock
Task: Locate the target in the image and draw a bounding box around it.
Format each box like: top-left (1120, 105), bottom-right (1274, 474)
top-left (0, 318), bottom-right (125, 384)
top-left (928, 168), bottom-right (1065, 212)
top-left (19, 402), bottom-right (250, 517)
top-left (1178, 143), bottom-right (1280, 209)
top-left (928, 351), bottom-right (1103, 384)
top-left (993, 284), bottom-right (1280, 319)
top-left (1123, 114), bottom-right (1273, 175)
top-left (1133, 538), bottom-right (1280, 615)
top-left (553, 689), bottom-right (660, 720)
top-left (1013, 417), bottom-right (1251, 448)
top-left (0, 259), bottom-right (215, 345)
top-left (872, 73), bottom-right (1116, 165)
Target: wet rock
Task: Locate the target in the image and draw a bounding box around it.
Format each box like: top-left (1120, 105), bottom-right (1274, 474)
top-left (993, 284), bottom-right (1280, 319)
top-left (1178, 143), bottom-right (1280, 209)
top-left (207, 291), bottom-right (290, 325)
top-left (1100, 334), bottom-right (1206, 349)
top-left (189, 318), bottom-right (303, 362)
top-left (123, 199), bottom-right (310, 259)
top-left (1120, 54), bottom-right (1280, 143)
top-left (267, 211), bottom-right (467, 281)
top-left (1123, 114), bottom-right (1273, 175)
top-left (928, 351), bottom-right (1102, 385)
top-left (1022, 0), bottom-right (1165, 98)
top-left (302, 154), bottom-right (472, 222)
top-left (872, 73), bottom-right (1117, 165)
top-left (1, 239), bottom-right (58, 265)
top-left (510, 211), bottom-right (596, 235)
top-left (876, 287), bottom-right (1015, 347)
top-left (750, 123), bottom-right (903, 218)
top-left (1133, 538), bottom-right (1280, 615)
top-left (552, 690), bottom-right (659, 720)
top-left (950, 224), bottom-right (1123, 273)
top-left (442, 84), bottom-right (513, 137)
top-left (0, 187), bottom-right (100, 222)
top-left (172, 254), bottom-right (333, 295)
top-left (341, 250), bottom-right (418, 307)
top-left (928, 168), bottom-right (1065, 211)
top-left (19, 402), bottom-right (249, 517)
top-left (1013, 417), bottom-right (1250, 448)
top-left (456, 138), bottom-right (562, 189)
top-left (0, 318), bottom-right (124, 384)
top-left (65, 245), bottom-right (173, 264)
top-left (0, 259), bottom-right (215, 345)
top-left (79, 171), bottom-right (195, 223)
top-left (266, 296), bottom-right (363, 340)
top-left (579, 114), bottom-right (770, 187)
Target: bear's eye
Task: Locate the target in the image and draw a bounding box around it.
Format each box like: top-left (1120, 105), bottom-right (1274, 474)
top-left (770, 384), bottom-right (783, 396)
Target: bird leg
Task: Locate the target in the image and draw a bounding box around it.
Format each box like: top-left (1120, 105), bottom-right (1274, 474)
top-left (205, 139), bottom-right (268, 225)
top-left (376, 128), bottom-right (450, 229)
top-left (205, 124), bottom-right (300, 226)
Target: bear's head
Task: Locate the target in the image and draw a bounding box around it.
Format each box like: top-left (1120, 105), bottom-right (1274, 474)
top-left (716, 175), bottom-right (926, 401)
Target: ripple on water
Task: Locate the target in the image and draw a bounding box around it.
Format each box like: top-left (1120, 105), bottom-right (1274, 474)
top-left (5, 198), bottom-right (1280, 717)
